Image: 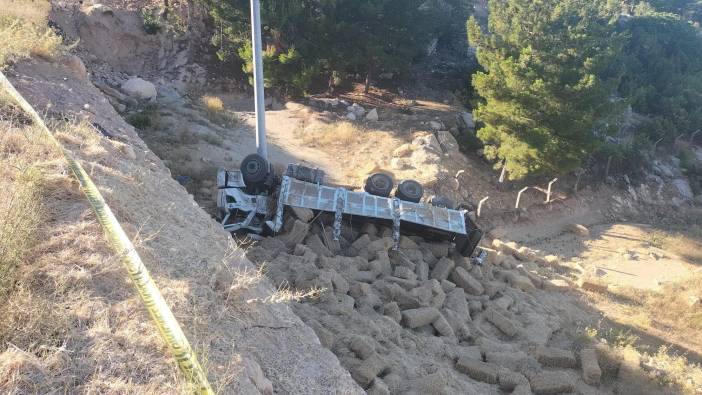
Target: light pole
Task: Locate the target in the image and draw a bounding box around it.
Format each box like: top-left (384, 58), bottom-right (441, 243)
top-left (250, 0), bottom-right (268, 160)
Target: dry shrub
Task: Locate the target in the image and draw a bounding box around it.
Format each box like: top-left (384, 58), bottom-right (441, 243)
top-left (0, 0), bottom-right (63, 66)
top-left (296, 121), bottom-right (361, 147)
top-left (201, 95), bottom-right (224, 113)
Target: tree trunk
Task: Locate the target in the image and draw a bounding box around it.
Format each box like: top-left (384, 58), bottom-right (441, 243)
top-left (163, 0), bottom-right (169, 20)
top-left (364, 61), bottom-right (373, 94)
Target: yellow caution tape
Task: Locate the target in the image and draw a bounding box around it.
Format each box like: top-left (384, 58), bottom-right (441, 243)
top-left (0, 71), bottom-right (214, 395)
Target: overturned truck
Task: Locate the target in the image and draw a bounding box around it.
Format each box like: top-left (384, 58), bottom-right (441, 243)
top-left (216, 154), bottom-right (485, 260)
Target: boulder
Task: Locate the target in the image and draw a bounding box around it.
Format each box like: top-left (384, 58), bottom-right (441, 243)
top-left (529, 371), bottom-right (574, 394)
top-left (673, 178), bottom-right (694, 200)
top-left (484, 307), bottom-right (518, 337)
top-left (428, 120), bottom-right (443, 130)
top-left (564, 223), bottom-right (589, 237)
top-left (580, 348), bottom-right (602, 385)
top-left (121, 77), bottom-right (157, 100)
top-left (450, 267), bottom-right (484, 295)
top-left (436, 130), bottom-right (459, 153)
top-left (535, 347), bottom-right (577, 368)
top-left (455, 359), bottom-right (498, 384)
top-left (365, 108), bottom-right (379, 121)
top-left (401, 307), bottom-right (441, 328)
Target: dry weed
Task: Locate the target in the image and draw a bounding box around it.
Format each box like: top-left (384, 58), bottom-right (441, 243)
top-left (0, 126), bottom-right (47, 295)
top-left (296, 121), bottom-right (361, 147)
top-left (201, 95), bottom-right (224, 113)
top-left (0, 0), bottom-right (63, 66)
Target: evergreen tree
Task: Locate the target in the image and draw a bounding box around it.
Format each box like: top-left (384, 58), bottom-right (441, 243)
top-left (200, 0), bottom-right (440, 95)
top-left (618, 4), bottom-right (702, 140)
top-left (468, 0), bottom-right (622, 179)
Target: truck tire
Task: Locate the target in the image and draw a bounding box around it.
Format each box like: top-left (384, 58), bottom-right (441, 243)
top-left (240, 153), bottom-right (269, 186)
top-left (430, 195), bottom-right (455, 209)
top-left (364, 173), bottom-right (394, 197)
top-left (395, 179), bottom-right (423, 203)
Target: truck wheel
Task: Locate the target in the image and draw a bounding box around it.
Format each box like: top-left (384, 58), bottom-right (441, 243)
top-left (240, 153), bottom-right (269, 186)
top-left (430, 195), bottom-right (455, 209)
top-left (395, 179), bottom-right (423, 203)
top-left (364, 173), bottom-right (394, 197)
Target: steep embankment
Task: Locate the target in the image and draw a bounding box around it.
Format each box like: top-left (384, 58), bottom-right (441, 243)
top-left (1, 58), bottom-right (360, 393)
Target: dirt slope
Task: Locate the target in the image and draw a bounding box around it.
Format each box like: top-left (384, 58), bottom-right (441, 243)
top-left (2, 59), bottom-right (361, 394)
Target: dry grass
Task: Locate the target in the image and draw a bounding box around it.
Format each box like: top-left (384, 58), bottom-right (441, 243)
top-left (0, 0), bottom-right (63, 66)
top-left (201, 95), bottom-right (224, 113)
top-left (0, 115), bottom-right (188, 393)
top-left (295, 121), bottom-right (362, 147)
top-left (0, 127), bottom-right (46, 295)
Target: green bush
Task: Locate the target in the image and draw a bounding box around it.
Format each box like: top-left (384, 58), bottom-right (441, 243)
top-left (141, 9), bottom-right (162, 35)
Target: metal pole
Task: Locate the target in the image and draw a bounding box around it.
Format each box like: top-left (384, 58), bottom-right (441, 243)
top-left (545, 178), bottom-right (558, 203)
top-left (477, 196), bottom-right (489, 217)
top-left (515, 187), bottom-right (529, 209)
top-left (250, 0), bottom-right (268, 160)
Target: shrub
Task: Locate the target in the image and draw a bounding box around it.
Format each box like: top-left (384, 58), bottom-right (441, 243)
top-left (141, 9), bottom-right (162, 35)
top-left (0, 0), bottom-right (63, 66)
top-left (201, 95), bottom-right (224, 113)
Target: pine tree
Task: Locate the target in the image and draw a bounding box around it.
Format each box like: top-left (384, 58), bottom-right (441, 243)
top-left (468, 0), bottom-right (621, 179)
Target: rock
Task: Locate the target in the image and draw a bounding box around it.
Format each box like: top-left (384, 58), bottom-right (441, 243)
top-left (432, 314), bottom-right (456, 338)
top-left (390, 157), bottom-right (411, 170)
top-left (543, 279), bottom-right (571, 293)
top-left (291, 206), bottom-right (314, 222)
top-left (497, 368), bottom-right (529, 391)
top-left (394, 266), bottom-right (417, 281)
top-left (241, 356), bottom-right (274, 395)
top-left (512, 384), bottom-right (533, 395)
top-left (331, 272), bottom-right (349, 294)
top-left (428, 120), bottom-right (443, 130)
top-left (346, 112), bottom-right (357, 121)
top-left (485, 351), bottom-right (531, 373)
top-left (580, 348), bottom-right (602, 386)
top-left (484, 307), bottom-right (518, 337)
top-left (436, 130), bottom-right (459, 153)
top-left (284, 220), bottom-right (310, 247)
top-left (535, 347), bottom-right (577, 368)
top-left (444, 288), bottom-right (470, 318)
top-left (392, 143), bottom-right (414, 158)
top-left (347, 103), bottom-right (366, 117)
top-left (383, 302), bottom-right (402, 323)
top-left (348, 354), bottom-right (386, 387)
top-left (673, 178), bottom-right (694, 200)
top-left (367, 378), bottom-right (391, 395)
top-left (401, 307), bottom-right (441, 328)
top-left (564, 223), bottom-right (589, 237)
top-left (441, 280), bottom-right (456, 293)
top-left (431, 257), bottom-right (455, 281)
top-left (506, 272), bottom-right (536, 293)
top-left (416, 260), bottom-right (429, 282)
top-left (305, 234), bottom-right (333, 258)
top-left (458, 112), bottom-right (474, 130)
top-left (529, 371), bottom-right (574, 394)
top-left (349, 335), bottom-right (375, 360)
top-left (365, 108), bottom-right (379, 121)
top-left (450, 267), bottom-right (484, 295)
top-left (63, 54), bottom-right (88, 79)
top-left (121, 77), bottom-right (157, 100)
top-left (493, 295), bottom-right (514, 311)
top-left (455, 358), bottom-right (498, 384)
